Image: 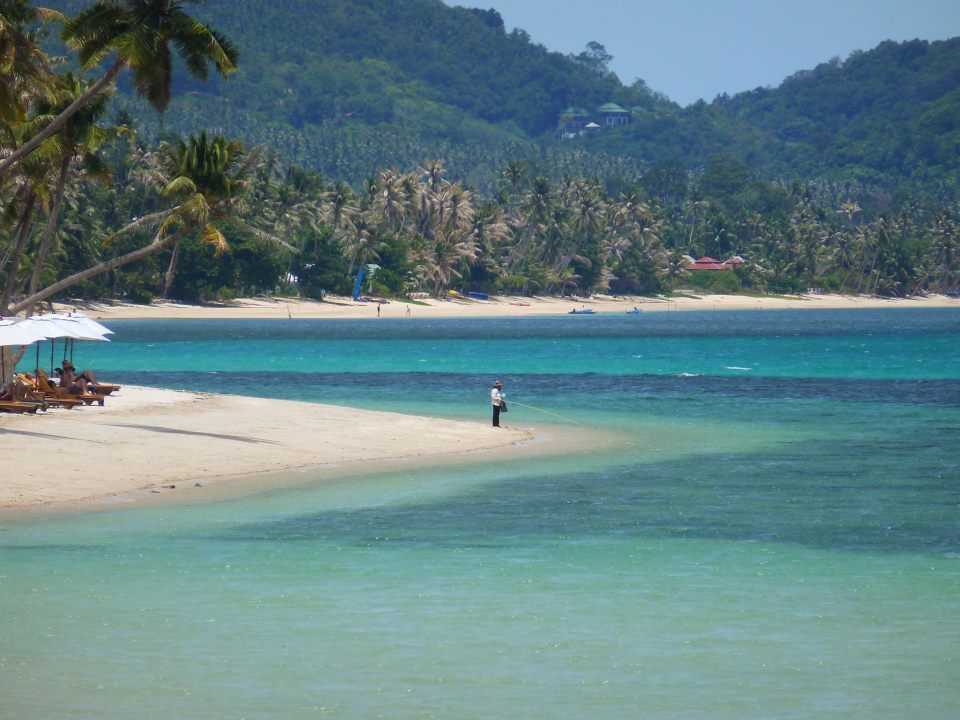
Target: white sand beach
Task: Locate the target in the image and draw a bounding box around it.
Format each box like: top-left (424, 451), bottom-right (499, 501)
top-left (5, 291), bottom-right (955, 511)
top-left (0, 386), bottom-right (541, 511)
top-left (53, 291), bottom-right (960, 321)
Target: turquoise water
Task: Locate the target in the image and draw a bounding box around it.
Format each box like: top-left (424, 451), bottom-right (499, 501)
top-left (3, 309), bottom-right (959, 718)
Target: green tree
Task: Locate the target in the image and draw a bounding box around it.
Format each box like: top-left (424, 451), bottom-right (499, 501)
top-left (0, 0), bottom-right (238, 176)
top-left (10, 132), bottom-right (292, 313)
top-left (22, 72), bottom-right (114, 314)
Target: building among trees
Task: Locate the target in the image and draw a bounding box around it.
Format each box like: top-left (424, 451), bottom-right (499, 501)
top-left (558, 103), bottom-right (630, 138)
top-left (597, 103), bottom-right (630, 127)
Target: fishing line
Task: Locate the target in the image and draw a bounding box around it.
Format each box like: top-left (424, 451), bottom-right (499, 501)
top-left (506, 400), bottom-right (585, 426)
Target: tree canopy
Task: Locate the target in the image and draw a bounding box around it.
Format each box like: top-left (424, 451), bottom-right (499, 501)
top-left (1, 0), bottom-right (959, 323)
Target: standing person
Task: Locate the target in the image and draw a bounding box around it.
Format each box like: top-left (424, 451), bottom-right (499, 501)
top-left (491, 379), bottom-right (505, 427)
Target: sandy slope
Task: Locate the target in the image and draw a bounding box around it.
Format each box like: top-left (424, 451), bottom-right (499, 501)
top-left (0, 386), bottom-right (536, 510)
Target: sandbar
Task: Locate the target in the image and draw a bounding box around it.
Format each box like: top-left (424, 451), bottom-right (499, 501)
top-left (0, 386), bottom-right (548, 512)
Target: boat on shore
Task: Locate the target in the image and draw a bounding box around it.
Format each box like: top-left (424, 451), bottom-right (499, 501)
top-left (569, 308), bottom-right (596, 314)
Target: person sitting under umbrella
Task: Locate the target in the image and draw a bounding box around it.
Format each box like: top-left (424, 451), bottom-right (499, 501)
top-left (55, 364), bottom-right (89, 394)
top-left (61, 360), bottom-right (99, 390)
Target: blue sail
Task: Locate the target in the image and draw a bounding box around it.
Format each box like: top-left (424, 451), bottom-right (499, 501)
top-left (352, 269), bottom-right (364, 300)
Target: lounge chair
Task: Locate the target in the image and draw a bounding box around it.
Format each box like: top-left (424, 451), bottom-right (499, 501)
top-left (60, 363), bottom-right (121, 395)
top-left (35, 369), bottom-right (106, 406)
top-left (16, 374), bottom-right (82, 409)
top-left (89, 382), bottom-right (121, 395)
top-left (0, 400), bottom-right (40, 414)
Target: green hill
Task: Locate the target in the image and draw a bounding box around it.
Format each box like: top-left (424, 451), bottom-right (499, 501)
top-left (44, 1), bottom-right (960, 199)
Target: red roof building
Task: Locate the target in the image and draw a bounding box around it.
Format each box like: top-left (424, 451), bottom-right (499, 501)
top-left (685, 255), bottom-right (758, 271)
top-left (687, 256), bottom-right (728, 271)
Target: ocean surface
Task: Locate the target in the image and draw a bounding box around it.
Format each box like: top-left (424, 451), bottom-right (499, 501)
top-left (3, 308), bottom-right (959, 719)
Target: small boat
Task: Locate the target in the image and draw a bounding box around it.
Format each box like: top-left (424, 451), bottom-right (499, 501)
top-left (625, 308), bottom-right (643, 314)
top-left (569, 308), bottom-right (595, 314)
top-left (467, 291), bottom-right (490, 301)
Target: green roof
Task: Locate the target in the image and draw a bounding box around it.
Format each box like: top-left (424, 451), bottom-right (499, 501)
top-left (597, 102), bottom-right (629, 113)
top-left (560, 106), bottom-right (589, 117)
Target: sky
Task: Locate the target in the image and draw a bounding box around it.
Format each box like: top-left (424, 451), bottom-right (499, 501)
top-left (451, 0), bottom-right (960, 106)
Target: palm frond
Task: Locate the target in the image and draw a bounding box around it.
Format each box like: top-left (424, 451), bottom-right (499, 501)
top-left (104, 209), bottom-right (174, 246)
top-left (200, 223), bottom-right (228, 256)
top-left (163, 175), bottom-right (197, 197)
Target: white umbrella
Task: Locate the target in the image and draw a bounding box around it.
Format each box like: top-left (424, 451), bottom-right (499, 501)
top-left (0, 318), bottom-right (49, 345)
top-left (26, 314), bottom-right (110, 379)
top-left (58, 312), bottom-right (113, 338)
top-left (0, 319), bottom-right (50, 383)
top-left (29, 314), bottom-right (110, 342)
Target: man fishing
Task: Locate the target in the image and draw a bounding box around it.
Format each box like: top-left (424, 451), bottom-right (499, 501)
top-left (491, 379), bottom-right (506, 427)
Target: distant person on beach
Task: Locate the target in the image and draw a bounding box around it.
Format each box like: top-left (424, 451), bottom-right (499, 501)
top-left (405, 306), bottom-right (411, 317)
top-left (377, 304), bottom-right (381, 317)
top-left (491, 379), bottom-right (506, 427)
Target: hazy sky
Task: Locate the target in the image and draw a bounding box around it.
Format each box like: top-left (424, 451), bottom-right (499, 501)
top-left (452, 0), bottom-right (960, 106)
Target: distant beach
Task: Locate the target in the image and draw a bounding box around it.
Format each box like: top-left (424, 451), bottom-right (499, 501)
top-left (52, 291), bottom-right (960, 321)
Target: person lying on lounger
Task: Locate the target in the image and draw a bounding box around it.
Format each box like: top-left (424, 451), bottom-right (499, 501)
top-left (62, 360), bottom-right (98, 385)
top-left (55, 366), bottom-right (90, 394)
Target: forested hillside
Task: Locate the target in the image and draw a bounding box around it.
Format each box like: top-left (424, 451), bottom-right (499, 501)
top-left (41, 1), bottom-right (960, 200)
top-left (44, 0), bottom-right (657, 188)
top-left (3, 0), bottom-right (959, 317)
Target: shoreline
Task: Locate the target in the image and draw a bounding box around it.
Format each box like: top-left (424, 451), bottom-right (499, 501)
top-left (1, 386), bottom-right (598, 515)
top-left (50, 291), bottom-right (960, 320)
top-left (7, 292), bottom-right (955, 514)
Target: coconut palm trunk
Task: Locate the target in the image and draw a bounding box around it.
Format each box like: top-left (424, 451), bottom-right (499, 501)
top-left (0, 60), bottom-right (123, 177)
top-left (1, 191), bottom-right (38, 314)
top-left (162, 243), bottom-right (180, 298)
top-left (22, 154), bottom-right (72, 315)
top-left (10, 226), bottom-right (190, 315)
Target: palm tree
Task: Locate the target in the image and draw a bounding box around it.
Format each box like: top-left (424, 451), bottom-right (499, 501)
top-left (509, 176), bottom-right (554, 271)
top-left (683, 196), bottom-right (708, 251)
top-left (929, 211), bottom-right (959, 293)
top-left (10, 132), bottom-right (293, 314)
top-left (469, 200), bottom-right (509, 285)
top-left (499, 159), bottom-right (528, 211)
top-left (23, 72), bottom-right (114, 314)
top-left (153, 132), bottom-right (299, 296)
top-left (411, 229), bottom-right (476, 297)
top-left (342, 213), bottom-right (384, 280)
top-left (546, 264), bottom-right (580, 296)
top-left (421, 159), bottom-right (446, 193)
top-left (377, 169), bottom-right (405, 233)
top-left (0, 3), bottom-right (64, 170)
top-left (0, 0), bottom-right (238, 176)
top-left (0, 130), bottom-right (56, 313)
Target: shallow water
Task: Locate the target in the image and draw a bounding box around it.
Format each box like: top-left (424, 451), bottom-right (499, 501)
top-left (3, 309), bottom-right (959, 718)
